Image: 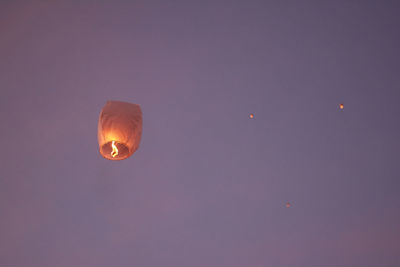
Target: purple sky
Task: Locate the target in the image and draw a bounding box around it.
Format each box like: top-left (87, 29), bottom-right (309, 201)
top-left (1, 1), bottom-right (400, 266)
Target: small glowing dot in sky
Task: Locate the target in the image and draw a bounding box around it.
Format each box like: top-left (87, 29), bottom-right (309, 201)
top-left (249, 113), bottom-right (254, 119)
top-left (339, 103), bottom-right (344, 110)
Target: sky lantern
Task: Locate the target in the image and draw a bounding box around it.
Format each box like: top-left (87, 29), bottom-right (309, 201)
top-left (339, 103), bottom-right (344, 110)
top-left (249, 113), bottom-right (254, 119)
top-left (286, 202), bottom-right (291, 208)
top-left (98, 100), bottom-right (143, 160)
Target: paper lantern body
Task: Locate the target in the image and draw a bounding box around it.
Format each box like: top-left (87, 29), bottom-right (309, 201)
top-left (98, 101), bottom-right (142, 160)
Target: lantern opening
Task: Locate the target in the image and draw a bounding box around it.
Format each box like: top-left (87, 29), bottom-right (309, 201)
top-left (100, 140), bottom-right (130, 160)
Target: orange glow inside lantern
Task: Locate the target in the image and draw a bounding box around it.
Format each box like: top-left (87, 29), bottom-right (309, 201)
top-left (249, 113), bottom-right (254, 119)
top-left (339, 103), bottom-right (344, 110)
top-left (98, 101), bottom-right (143, 160)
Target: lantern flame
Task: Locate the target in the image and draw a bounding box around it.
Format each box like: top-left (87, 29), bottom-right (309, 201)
top-left (111, 141), bottom-right (119, 158)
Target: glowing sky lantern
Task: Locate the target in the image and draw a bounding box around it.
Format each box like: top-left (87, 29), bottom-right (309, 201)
top-left (249, 113), bottom-right (254, 119)
top-left (286, 202), bottom-right (291, 208)
top-left (98, 100), bottom-right (143, 160)
top-left (339, 103), bottom-right (344, 110)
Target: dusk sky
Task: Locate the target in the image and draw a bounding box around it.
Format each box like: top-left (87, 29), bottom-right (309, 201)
top-left (1, 1), bottom-right (400, 266)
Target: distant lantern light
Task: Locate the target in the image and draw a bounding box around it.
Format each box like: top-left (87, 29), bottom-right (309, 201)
top-left (339, 103), bottom-right (344, 110)
top-left (98, 100), bottom-right (143, 160)
top-left (249, 113), bottom-right (254, 119)
top-left (286, 202), bottom-right (291, 208)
